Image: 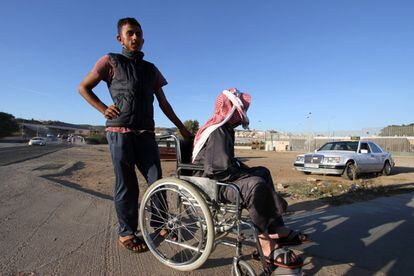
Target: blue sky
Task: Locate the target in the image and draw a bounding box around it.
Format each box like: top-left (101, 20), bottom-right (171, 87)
top-left (0, 0), bottom-right (413, 133)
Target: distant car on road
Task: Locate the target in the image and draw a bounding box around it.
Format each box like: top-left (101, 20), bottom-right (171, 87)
top-left (46, 134), bottom-right (57, 141)
top-left (28, 137), bottom-right (46, 146)
top-left (294, 140), bottom-right (395, 180)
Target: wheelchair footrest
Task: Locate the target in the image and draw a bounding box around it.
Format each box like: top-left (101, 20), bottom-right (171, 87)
top-left (273, 267), bottom-right (302, 276)
top-left (229, 221), bottom-right (256, 241)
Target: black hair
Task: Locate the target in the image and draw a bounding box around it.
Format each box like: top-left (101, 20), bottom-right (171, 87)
top-left (117, 18), bottom-right (142, 34)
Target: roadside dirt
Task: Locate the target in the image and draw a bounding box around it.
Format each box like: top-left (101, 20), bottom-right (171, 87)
top-left (29, 145), bottom-right (414, 210)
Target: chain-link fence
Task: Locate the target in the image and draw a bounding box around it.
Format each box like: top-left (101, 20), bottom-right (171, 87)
top-left (263, 135), bottom-right (414, 153)
top-left (234, 126), bottom-right (414, 153)
top-left (379, 124), bottom-right (414, 136)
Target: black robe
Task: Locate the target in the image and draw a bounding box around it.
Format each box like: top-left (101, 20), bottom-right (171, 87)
top-left (193, 124), bottom-right (287, 233)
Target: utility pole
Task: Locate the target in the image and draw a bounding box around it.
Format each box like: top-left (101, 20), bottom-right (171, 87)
top-left (307, 112), bottom-right (312, 151)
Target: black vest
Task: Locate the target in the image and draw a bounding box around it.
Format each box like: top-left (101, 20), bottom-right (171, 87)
top-left (106, 53), bottom-right (157, 130)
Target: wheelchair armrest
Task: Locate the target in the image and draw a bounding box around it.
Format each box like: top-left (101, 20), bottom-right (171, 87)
top-left (217, 182), bottom-right (243, 211)
top-left (178, 163), bottom-right (204, 171)
top-left (156, 134), bottom-right (176, 141)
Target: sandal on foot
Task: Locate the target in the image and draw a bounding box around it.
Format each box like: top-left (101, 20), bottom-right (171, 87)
top-left (119, 236), bottom-right (148, 253)
top-left (268, 247), bottom-right (306, 269)
top-left (251, 235), bottom-right (278, 261)
top-left (252, 247), bottom-right (307, 269)
top-left (276, 230), bottom-right (311, 246)
top-left (158, 229), bottom-right (178, 241)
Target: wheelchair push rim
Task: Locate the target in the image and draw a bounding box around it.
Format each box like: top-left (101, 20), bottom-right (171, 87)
top-left (139, 178), bottom-right (215, 271)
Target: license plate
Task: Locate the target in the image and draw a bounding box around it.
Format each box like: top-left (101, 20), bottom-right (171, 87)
top-left (305, 163), bottom-right (319, 168)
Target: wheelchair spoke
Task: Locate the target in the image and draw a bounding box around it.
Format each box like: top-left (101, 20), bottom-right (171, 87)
top-left (174, 221), bottom-right (199, 228)
top-left (156, 190), bottom-right (171, 213)
top-left (151, 230), bottom-right (164, 242)
top-left (147, 218), bottom-right (166, 225)
top-left (151, 194), bottom-right (170, 216)
top-left (152, 224), bottom-right (167, 234)
top-left (140, 182), bottom-right (214, 268)
top-left (179, 224), bottom-right (200, 243)
top-left (182, 245), bottom-right (190, 262)
top-left (174, 222), bottom-right (200, 233)
top-left (164, 238), bottom-right (204, 253)
top-left (175, 204), bottom-right (197, 219)
top-left (151, 204), bottom-right (170, 218)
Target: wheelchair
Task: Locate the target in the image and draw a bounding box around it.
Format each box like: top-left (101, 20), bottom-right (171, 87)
top-left (138, 135), bottom-right (298, 276)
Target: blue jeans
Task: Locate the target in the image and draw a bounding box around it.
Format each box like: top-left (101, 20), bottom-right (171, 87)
top-left (107, 131), bottom-right (163, 237)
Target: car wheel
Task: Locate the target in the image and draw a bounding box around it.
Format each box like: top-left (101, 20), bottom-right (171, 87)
top-left (343, 162), bottom-right (357, 180)
top-left (303, 172), bottom-right (311, 175)
top-left (382, 161), bottom-right (392, 176)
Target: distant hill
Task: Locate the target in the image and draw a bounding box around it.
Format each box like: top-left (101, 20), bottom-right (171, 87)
top-left (380, 123), bottom-right (414, 137)
top-left (16, 118), bottom-right (104, 131)
top-left (15, 118), bottom-right (179, 134)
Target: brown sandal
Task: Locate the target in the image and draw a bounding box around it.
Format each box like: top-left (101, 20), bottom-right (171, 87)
top-left (268, 247), bottom-right (307, 269)
top-left (158, 229), bottom-right (178, 241)
top-left (119, 236), bottom-right (149, 253)
top-left (252, 248), bottom-right (307, 269)
top-left (276, 230), bottom-right (311, 247)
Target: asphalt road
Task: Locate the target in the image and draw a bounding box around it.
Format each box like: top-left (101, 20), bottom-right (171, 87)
top-left (0, 143), bottom-right (71, 166)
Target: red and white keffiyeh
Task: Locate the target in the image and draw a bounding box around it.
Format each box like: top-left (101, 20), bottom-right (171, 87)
top-left (192, 88), bottom-right (251, 162)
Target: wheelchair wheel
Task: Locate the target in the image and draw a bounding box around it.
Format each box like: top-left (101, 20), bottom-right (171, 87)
top-left (231, 260), bottom-right (256, 276)
top-left (139, 177), bottom-right (214, 271)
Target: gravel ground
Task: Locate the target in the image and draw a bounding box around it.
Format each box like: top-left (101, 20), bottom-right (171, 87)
top-left (28, 144), bottom-right (414, 209)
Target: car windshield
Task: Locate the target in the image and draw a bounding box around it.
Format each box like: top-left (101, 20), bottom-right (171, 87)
top-left (32, 138), bottom-right (43, 140)
top-left (318, 141), bottom-right (358, 152)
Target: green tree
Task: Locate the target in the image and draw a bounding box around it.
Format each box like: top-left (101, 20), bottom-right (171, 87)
top-left (0, 112), bottom-right (19, 138)
top-left (184, 119), bottom-right (199, 135)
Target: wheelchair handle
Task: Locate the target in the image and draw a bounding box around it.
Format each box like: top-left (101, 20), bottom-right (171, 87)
top-left (155, 134), bottom-right (184, 165)
top-left (155, 134), bottom-right (178, 141)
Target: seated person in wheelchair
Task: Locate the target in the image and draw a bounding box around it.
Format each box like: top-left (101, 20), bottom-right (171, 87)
top-left (192, 88), bottom-right (309, 267)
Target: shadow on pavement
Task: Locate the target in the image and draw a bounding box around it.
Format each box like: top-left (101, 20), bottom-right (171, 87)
top-left (237, 157), bottom-right (265, 162)
top-left (392, 166), bottom-right (414, 174)
top-left (286, 190), bottom-right (414, 275)
top-left (40, 162), bottom-right (113, 201)
top-left (43, 176), bottom-right (113, 201)
top-left (35, 161), bottom-right (113, 200)
top-left (201, 256), bottom-right (234, 270)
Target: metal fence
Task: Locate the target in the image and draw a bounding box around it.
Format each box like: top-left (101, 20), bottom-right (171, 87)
top-left (264, 135), bottom-right (414, 153)
top-left (379, 124), bottom-right (414, 137)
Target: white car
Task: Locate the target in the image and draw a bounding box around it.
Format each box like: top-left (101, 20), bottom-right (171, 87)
top-left (294, 140), bottom-right (395, 180)
top-left (28, 137), bottom-right (46, 146)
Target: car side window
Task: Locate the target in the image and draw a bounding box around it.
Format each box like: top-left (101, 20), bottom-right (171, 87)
top-left (369, 142), bottom-right (382, 153)
top-left (333, 143), bottom-right (347, 150)
top-left (360, 143), bottom-right (371, 153)
top-left (320, 143), bottom-right (333, 151)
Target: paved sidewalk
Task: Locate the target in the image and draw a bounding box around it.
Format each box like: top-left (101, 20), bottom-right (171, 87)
top-left (285, 192), bottom-right (414, 275)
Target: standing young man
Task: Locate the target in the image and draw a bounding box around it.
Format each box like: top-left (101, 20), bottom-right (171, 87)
top-left (78, 17), bottom-right (192, 253)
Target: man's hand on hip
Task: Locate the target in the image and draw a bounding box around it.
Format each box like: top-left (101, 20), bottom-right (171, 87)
top-left (104, 104), bottom-right (120, 119)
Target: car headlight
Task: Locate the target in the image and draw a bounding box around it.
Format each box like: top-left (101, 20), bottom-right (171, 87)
top-left (324, 157), bottom-right (341, 163)
top-left (296, 156), bottom-right (305, 163)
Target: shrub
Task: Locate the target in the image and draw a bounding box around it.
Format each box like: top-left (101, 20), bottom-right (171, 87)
top-left (0, 112), bottom-right (19, 138)
top-left (85, 134), bottom-right (107, 144)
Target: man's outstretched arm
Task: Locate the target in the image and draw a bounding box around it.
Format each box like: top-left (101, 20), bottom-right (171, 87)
top-left (78, 72), bottom-right (119, 119)
top-left (155, 87), bottom-right (192, 139)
